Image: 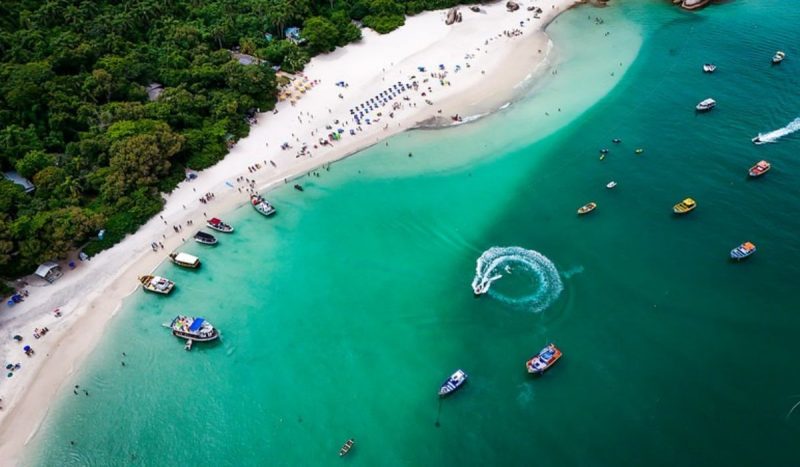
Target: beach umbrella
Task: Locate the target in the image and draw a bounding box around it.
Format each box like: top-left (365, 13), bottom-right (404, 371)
top-left (6, 373), bottom-right (11, 378)
top-left (5, 364), bottom-right (12, 370)
top-left (13, 335), bottom-right (21, 341)
top-left (23, 345), bottom-right (30, 352)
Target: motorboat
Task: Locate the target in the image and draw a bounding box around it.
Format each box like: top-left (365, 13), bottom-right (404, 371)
top-left (752, 135), bottom-right (764, 145)
top-left (635, 148), bottom-right (644, 154)
top-left (169, 252), bottom-right (200, 269)
top-left (339, 439), bottom-right (355, 457)
top-left (772, 51), bottom-right (786, 64)
top-left (138, 275), bottom-right (175, 294)
top-left (577, 202), bottom-right (597, 215)
top-left (471, 274), bottom-right (501, 296)
top-left (612, 138), bottom-right (622, 144)
top-left (194, 231), bottom-right (218, 245)
top-left (673, 198), bottom-right (697, 214)
top-left (168, 316), bottom-right (219, 342)
top-left (606, 181), bottom-right (617, 189)
top-left (696, 98), bottom-right (716, 111)
top-left (730, 242), bottom-right (756, 261)
top-left (206, 217), bottom-right (234, 233)
top-left (439, 369), bottom-right (468, 397)
top-left (251, 195), bottom-right (276, 216)
top-left (526, 343), bottom-right (562, 374)
top-left (703, 63), bottom-right (717, 73)
top-left (749, 160), bottom-right (771, 177)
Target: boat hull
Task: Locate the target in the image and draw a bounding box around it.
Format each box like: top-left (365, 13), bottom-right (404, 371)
top-left (173, 330), bottom-right (219, 342)
top-left (206, 225), bottom-right (234, 233)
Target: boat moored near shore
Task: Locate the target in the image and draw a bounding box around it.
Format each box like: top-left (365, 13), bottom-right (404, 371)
top-left (168, 315), bottom-right (219, 342)
top-left (138, 275), bottom-right (175, 294)
top-left (194, 231), bottom-right (218, 245)
top-left (251, 195), bottom-right (276, 216)
top-left (169, 252), bottom-right (200, 269)
top-left (206, 217), bottom-right (234, 233)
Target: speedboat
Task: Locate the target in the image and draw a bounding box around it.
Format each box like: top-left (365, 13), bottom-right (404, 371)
top-left (194, 231), bottom-right (218, 245)
top-left (635, 148), bottom-right (644, 155)
top-left (749, 160), bottom-right (771, 177)
top-left (606, 181), bottom-right (617, 189)
top-left (439, 369), bottom-right (468, 397)
top-left (577, 202), bottom-right (597, 215)
top-left (772, 51), bottom-right (785, 64)
top-left (472, 274), bottom-right (501, 296)
top-left (251, 195), bottom-right (276, 216)
top-left (752, 135), bottom-right (764, 145)
top-left (673, 198), bottom-right (697, 214)
top-left (526, 343), bottom-right (562, 374)
top-left (339, 439), bottom-right (355, 457)
top-left (703, 63), bottom-right (717, 73)
top-left (138, 275), bottom-right (175, 294)
top-left (730, 242), bottom-right (756, 261)
top-left (206, 217), bottom-right (234, 233)
top-left (168, 316), bottom-right (219, 342)
top-left (612, 138), bottom-right (622, 144)
top-left (169, 252), bottom-right (200, 269)
top-left (696, 98), bottom-right (716, 111)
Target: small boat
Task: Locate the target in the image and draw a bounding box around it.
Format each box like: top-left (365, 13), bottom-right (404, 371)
top-left (752, 135), bottom-right (765, 145)
top-left (169, 315), bottom-right (219, 342)
top-left (696, 98), bottom-right (716, 111)
top-left (635, 148), bottom-right (644, 154)
top-left (293, 184), bottom-right (304, 192)
top-left (206, 217), bottom-right (234, 233)
top-left (612, 138), bottom-right (622, 144)
top-left (599, 153), bottom-right (605, 161)
top-left (606, 181), bottom-right (617, 189)
top-left (600, 148), bottom-right (609, 154)
top-left (748, 160), bottom-right (771, 177)
top-left (339, 439), bottom-right (355, 457)
top-left (184, 339), bottom-right (193, 351)
top-left (703, 63), bottom-right (717, 73)
top-left (526, 343), bottom-right (562, 374)
top-left (138, 275), bottom-right (175, 295)
top-left (730, 242), bottom-right (756, 261)
top-left (577, 202), bottom-right (597, 215)
top-left (472, 274), bottom-right (501, 297)
top-left (251, 195), bottom-right (276, 216)
top-left (439, 369), bottom-right (468, 397)
top-left (169, 252), bottom-right (200, 269)
top-left (772, 51), bottom-right (785, 64)
top-left (194, 231), bottom-right (218, 245)
top-left (673, 198), bottom-right (697, 214)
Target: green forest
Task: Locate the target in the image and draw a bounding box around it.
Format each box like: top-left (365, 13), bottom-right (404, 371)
top-left (0, 0), bottom-right (475, 281)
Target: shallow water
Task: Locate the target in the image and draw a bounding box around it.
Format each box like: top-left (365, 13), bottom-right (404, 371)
top-left (30, 1), bottom-right (800, 465)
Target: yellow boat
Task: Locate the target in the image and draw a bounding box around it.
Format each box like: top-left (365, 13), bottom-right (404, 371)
top-left (673, 198), bottom-right (696, 214)
top-left (577, 202), bottom-right (597, 215)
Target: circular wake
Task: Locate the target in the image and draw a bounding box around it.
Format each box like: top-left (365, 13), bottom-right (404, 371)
top-left (471, 246), bottom-right (563, 312)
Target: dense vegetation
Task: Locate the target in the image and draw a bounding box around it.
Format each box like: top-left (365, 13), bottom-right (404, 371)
top-left (0, 0), bottom-right (474, 279)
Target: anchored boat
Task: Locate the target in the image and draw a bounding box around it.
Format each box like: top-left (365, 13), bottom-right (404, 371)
top-left (339, 439), bottom-right (355, 457)
top-left (169, 252), bottom-right (200, 269)
top-left (526, 343), bottom-right (562, 374)
top-left (138, 275), bottom-right (175, 295)
top-left (730, 242), bottom-right (756, 261)
top-left (168, 315), bottom-right (219, 342)
top-left (206, 217), bottom-right (234, 233)
top-left (606, 181), bottom-right (617, 189)
top-left (577, 202), bottom-right (597, 215)
top-left (194, 231), bottom-right (218, 245)
top-left (703, 63), bottom-right (717, 73)
top-left (749, 160), bottom-right (771, 177)
top-left (696, 98), bottom-right (716, 111)
top-left (673, 198), bottom-right (697, 214)
top-left (251, 195), bottom-right (276, 216)
top-left (438, 369), bottom-right (468, 397)
top-left (772, 51), bottom-right (786, 64)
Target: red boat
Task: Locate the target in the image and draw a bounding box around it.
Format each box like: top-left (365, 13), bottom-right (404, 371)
top-left (526, 343), bottom-right (562, 374)
top-left (206, 217), bottom-right (234, 233)
top-left (749, 160), bottom-right (771, 177)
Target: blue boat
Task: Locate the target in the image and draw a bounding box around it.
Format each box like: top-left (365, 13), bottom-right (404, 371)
top-left (438, 369), bottom-right (468, 397)
top-left (730, 242), bottom-right (756, 261)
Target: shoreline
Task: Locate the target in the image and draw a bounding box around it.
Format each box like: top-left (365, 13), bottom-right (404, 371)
top-left (0, 1), bottom-right (583, 463)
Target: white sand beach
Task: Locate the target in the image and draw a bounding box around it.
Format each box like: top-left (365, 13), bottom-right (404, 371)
top-left (0, 0), bottom-right (580, 461)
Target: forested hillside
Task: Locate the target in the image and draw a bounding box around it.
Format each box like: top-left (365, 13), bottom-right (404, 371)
top-left (0, 0), bottom-right (473, 278)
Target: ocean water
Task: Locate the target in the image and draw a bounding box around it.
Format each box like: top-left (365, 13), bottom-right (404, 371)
top-left (30, 1), bottom-right (800, 465)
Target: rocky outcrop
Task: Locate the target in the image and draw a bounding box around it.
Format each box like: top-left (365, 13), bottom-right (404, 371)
top-left (445, 7), bottom-right (462, 25)
top-left (506, 1), bottom-right (520, 12)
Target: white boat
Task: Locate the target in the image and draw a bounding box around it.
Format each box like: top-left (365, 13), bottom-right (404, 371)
top-left (251, 195), bottom-right (276, 216)
top-left (772, 51), bottom-right (785, 64)
top-left (169, 252), bottom-right (200, 269)
top-left (138, 275), bottom-right (175, 294)
top-left (438, 369), bottom-right (468, 397)
top-left (696, 98), bottom-right (716, 111)
top-left (606, 181), bottom-right (617, 189)
top-left (471, 274), bottom-right (501, 296)
top-left (703, 64), bottom-right (717, 73)
top-left (168, 316), bottom-right (219, 342)
top-left (206, 217), bottom-right (234, 233)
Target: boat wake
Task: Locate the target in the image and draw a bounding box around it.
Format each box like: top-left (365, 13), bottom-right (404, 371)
top-left (753, 117), bottom-right (800, 144)
top-left (471, 246), bottom-right (563, 312)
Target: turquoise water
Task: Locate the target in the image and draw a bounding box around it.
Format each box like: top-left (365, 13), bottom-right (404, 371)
top-left (30, 1), bottom-right (800, 465)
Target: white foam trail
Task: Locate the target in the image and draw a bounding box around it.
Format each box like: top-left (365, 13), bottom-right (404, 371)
top-left (471, 246), bottom-right (563, 313)
top-left (561, 265), bottom-right (584, 279)
top-left (753, 117), bottom-right (800, 144)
